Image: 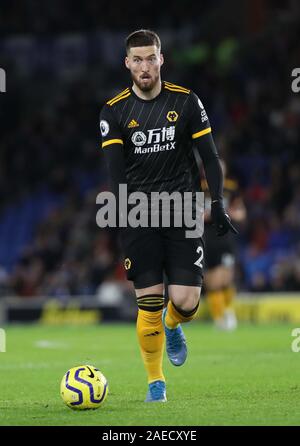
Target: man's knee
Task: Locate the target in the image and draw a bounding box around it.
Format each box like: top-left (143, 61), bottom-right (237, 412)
top-left (170, 288), bottom-right (201, 313)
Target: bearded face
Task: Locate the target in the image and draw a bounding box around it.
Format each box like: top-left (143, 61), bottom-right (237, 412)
top-left (125, 45), bottom-right (163, 92)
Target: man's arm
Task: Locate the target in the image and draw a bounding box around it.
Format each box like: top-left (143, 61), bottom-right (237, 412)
top-left (194, 132), bottom-right (238, 236)
top-left (100, 104), bottom-right (127, 225)
top-left (102, 144), bottom-right (127, 198)
top-left (188, 92), bottom-right (238, 236)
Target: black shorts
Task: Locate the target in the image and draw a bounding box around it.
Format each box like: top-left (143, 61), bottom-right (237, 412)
top-left (204, 224), bottom-right (236, 270)
top-left (120, 227), bottom-right (204, 289)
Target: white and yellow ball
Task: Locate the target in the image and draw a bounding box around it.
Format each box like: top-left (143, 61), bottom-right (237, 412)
top-left (60, 365), bottom-right (108, 410)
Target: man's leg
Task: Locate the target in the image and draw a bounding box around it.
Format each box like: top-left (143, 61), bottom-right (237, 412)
top-left (222, 265), bottom-right (237, 330)
top-left (135, 283), bottom-right (166, 402)
top-left (162, 228), bottom-right (204, 366)
top-left (165, 285), bottom-right (201, 326)
top-left (205, 266), bottom-right (226, 328)
top-left (120, 227), bottom-right (166, 400)
top-left (205, 265), bottom-right (236, 330)
top-left (163, 285), bottom-right (201, 366)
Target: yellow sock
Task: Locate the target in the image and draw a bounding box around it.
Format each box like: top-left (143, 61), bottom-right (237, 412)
top-left (207, 290), bottom-right (225, 321)
top-left (223, 286), bottom-right (235, 309)
top-left (165, 300), bottom-right (199, 329)
top-left (136, 303), bottom-right (165, 384)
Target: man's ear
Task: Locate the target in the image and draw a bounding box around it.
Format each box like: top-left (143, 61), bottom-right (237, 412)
top-left (160, 53), bottom-right (164, 67)
top-left (125, 56), bottom-right (130, 69)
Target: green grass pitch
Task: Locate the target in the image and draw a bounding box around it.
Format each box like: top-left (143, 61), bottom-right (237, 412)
top-left (0, 322), bottom-right (299, 426)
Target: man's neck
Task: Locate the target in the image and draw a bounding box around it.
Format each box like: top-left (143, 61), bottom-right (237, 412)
top-left (132, 80), bottom-right (162, 100)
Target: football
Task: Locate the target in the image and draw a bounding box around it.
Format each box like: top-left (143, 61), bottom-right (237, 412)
top-left (60, 365), bottom-right (108, 410)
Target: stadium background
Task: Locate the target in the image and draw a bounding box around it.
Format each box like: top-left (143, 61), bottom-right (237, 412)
top-left (0, 0), bottom-right (300, 428)
top-left (0, 0), bottom-right (299, 324)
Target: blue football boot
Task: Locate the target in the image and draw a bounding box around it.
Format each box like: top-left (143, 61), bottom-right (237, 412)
top-left (162, 308), bottom-right (187, 366)
top-left (145, 380), bottom-right (167, 402)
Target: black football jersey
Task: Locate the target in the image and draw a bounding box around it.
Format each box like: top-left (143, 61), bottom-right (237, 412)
top-left (100, 81), bottom-right (211, 196)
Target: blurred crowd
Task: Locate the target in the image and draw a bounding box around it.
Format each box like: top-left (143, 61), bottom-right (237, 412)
top-left (0, 1), bottom-right (299, 297)
top-left (0, 0), bottom-right (218, 35)
top-left (9, 191), bottom-right (126, 298)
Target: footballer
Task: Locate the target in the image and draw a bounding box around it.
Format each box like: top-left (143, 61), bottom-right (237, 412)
top-left (100, 29), bottom-right (237, 402)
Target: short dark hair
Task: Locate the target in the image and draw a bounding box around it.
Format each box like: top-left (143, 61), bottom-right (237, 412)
top-left (125, 29), bottom-right (161, 53)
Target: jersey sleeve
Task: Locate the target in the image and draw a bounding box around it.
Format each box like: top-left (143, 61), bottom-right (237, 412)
top-left (99, 104), bottom-right (124, 149)
top-left (188, 92), bottom-right (212, 141)
top-left (189, 92), bottom-right (223, 202)
top-left (99, 103), bottom-right (127, 212)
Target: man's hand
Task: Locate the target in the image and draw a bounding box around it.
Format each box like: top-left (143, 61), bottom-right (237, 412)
top-left (211, 200), bottom-right (238, 236)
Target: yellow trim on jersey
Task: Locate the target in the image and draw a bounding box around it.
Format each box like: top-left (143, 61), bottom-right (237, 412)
top-left (164, 86), bottom-right (190, 93)
top-left (108, 92), bottom-right (131, 106)
top-left (102, 139), bottom-right (124, 148)
top-left (106, 88), bottom-right (129, 105)
top-left (107, 88), bottom-right (129, 105)
top-left (165, 86), bottom-right (190, 94)
top-left (164, 81), bottom-right (190, 93)
top-left (192, 127), bottom-right (212, 139)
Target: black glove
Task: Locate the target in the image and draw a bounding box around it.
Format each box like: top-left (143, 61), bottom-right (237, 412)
top-left (211, 200), bottom-right (238, 237)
